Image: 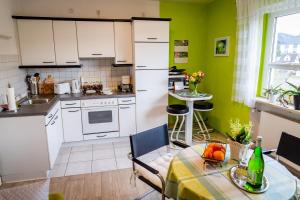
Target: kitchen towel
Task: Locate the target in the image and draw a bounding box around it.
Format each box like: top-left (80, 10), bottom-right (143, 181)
top-left (6, 87), bottom-right (17, 112)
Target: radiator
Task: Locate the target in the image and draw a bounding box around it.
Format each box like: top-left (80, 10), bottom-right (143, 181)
top-left (258, 111), bottom-right (300, 175)
top-left (259, 111), bottom-right (300, 150)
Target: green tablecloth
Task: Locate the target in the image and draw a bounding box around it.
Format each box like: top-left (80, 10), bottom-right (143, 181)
top-left (165, 144), bottom-right (297, 200)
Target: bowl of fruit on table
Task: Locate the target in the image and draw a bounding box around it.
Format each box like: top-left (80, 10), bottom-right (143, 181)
top-left (201, 141), bottom-right (227, 165)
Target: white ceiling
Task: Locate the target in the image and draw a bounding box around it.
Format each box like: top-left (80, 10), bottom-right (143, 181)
top-left (160, 0), bottom-right (215, 4)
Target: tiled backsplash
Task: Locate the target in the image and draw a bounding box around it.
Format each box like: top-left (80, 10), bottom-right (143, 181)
top-left (26, 58), bottom-right (131, 90)
top-left (0, 55), bottom-right (27, 104)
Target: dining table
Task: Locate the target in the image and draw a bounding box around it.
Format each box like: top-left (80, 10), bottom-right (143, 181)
top-left (165, 144), bottom-right (298, 200)
top-left (168, 90), bottom-right (213, 145)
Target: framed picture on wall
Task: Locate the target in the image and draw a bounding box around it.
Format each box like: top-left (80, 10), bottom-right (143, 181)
top-left (174, 40), bottom-right (189, 63)
top-left (214, 37), bottom-right (230, 56)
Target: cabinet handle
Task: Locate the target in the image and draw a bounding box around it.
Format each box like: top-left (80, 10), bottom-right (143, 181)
top-left (147, 37), bottom-right (157, 40)
top-left (48, 114), bottom-right (53, 119)
top-left (117, 60), bottom-right (127, 63)
top-left (42, 61), bottom-right (54, 64)
top-left (51, 120), bottom-right (56, 125)
top-left (136, 66), bottom-right (147, 68)
top-left (54, 115), bottom-right (58, 120)
top-left (121, 100), bottom-right (132, 102)
top-left (137, 90), bottom-right (147, 92)
top-left (66, 61), bottom-right (77, 64)
top-left (120, 106), bottom-right (130, 109)
top-left (65, 103), bottom-right (76, 106)
top-left (92, 53), bottom-right (103, 56)
top-left (68, 110), bottom-right (80, 113)
top-left (96, 135), bottom-right (107, 138)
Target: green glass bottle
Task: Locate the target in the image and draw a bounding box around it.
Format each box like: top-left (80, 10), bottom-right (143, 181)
top-left (247, 136), bottom-right (264, 188)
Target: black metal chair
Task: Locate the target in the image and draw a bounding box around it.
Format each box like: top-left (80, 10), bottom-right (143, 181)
top-left (263, 132), bottom-right (300, 196)
top-left (129, 124), bottom-right (189, 200)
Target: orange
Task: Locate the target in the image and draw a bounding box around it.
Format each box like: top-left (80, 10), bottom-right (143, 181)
top-left (203, 147), bottom-right (213, 159)
top-left (213, 150), bottom-right (225, 161)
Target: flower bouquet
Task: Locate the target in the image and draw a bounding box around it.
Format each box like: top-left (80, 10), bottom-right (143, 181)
top-left (185, 70), bottom-right (205, 95)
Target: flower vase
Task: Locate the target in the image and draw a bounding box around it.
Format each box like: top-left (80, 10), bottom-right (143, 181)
top-left (228, 139), bottom-right (250, 163)
top-left (190, 83), bottom-right (199, 95)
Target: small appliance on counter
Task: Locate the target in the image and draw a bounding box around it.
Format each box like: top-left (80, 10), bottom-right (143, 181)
top-left (54, 82), bottom-right (71, 94)
top-left (71, 79), bottom-right (80, 94)
top-left (168, 66), bottom-right (189, 90)
top-left (118, 75), bottom-right (133, 93)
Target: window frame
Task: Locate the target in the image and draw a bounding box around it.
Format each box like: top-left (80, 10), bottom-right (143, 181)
top-left (262, 8), bottom-right (300, 94)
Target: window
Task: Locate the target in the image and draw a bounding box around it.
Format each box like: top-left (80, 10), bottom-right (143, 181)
top-left (263, 10), bottom-right (300, 93)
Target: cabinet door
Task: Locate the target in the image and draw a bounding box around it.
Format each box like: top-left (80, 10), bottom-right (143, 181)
top-left (114, 22), bottom-right (132, 64)
top-left (17, 20), bottom-right (56, 65)
top-left (135, 70), bottom-right (168, 133)
top-left (134, 43), bottom-right (169, 70)
top-left (119, 104), bottom-right (136, 137)
top-left (76, 21), bottom-right (115, 58)
top-left (62, 108), bottom-right (83, 142)
top-left (133, 21), bottom-right (169, 42)
top-left (53, 21), bottom-right (79, 65)
top-left (46, 109), bottom-right (63, 168)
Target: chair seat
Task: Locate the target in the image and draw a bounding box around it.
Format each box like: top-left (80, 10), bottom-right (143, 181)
top-left (194, 101), bottom-right (213, 110)
top-left (167, 104), bottom-right (189, 115)
top-left (135, 152), bottom-right (174, 188)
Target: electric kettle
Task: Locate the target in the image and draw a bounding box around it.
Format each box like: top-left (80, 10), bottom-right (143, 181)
top-left (71, 79), bottom-right (80, 94)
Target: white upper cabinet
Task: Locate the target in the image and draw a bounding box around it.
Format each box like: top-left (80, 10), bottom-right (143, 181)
top-left (17, 20), bottom-right (56, 65)
top-left (114, 22), bottom-right (132, 64)
top-left (53, 21), bottom-right (79, 65)
top-left (76, 21), bottom-right (115, 58)
top-left (133, 20), bottom-right (169, 42)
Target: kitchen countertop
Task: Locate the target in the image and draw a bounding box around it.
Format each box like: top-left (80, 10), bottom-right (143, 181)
top-left (0, 92), bottom-right (135, 118)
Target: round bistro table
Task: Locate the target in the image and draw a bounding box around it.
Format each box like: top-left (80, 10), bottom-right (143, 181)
top-left (165, 144), bottom-right (298, 200)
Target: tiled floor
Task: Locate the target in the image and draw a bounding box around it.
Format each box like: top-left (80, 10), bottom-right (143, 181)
top-left (50, 131), bottom-right (226, 178)
top-left (49, 137), bottom-right (134, 177)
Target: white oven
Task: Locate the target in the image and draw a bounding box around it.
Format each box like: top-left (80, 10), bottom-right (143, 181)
top-left (81, 99), bottom-right (119, 135)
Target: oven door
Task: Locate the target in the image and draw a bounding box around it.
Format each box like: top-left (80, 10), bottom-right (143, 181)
top-left (81, 106), bottom-right (119, 134)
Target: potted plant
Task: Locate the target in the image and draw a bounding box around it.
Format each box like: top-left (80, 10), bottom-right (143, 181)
top-left (226, 119), bottom-right (252, 162)
top-left (185, 70), bottom-right (205, 95)
top-left (263, 85), bottom-right (281, 103)
top-left (279, 82), bottom-right (300, 110)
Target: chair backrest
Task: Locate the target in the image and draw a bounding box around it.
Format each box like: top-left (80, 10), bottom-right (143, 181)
top-left (130, 124), bottom-right (169, 158)
top-left (277, 132), bottom-right (300, 166)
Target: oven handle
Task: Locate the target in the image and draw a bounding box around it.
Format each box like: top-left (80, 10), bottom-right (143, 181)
top-left (81, 106), bottom-right (118, 111)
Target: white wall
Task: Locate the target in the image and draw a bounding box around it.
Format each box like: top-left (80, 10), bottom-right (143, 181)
top-left (0, 0), bottom-right (18, 55)
top-left (0, 0), bottom-right (26, 101)
top-left (13, 0), bottom-right (160, 19)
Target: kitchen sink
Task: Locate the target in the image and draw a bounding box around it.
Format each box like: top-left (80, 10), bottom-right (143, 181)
top-left (20, 98), bottom-right (50, 105)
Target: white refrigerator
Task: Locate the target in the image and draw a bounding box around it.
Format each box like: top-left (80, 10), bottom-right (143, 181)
top-left (133, 20), bottom-right (170, 133)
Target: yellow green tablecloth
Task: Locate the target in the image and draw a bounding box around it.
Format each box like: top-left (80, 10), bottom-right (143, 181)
top-left (165, 144), bottom-right (297, 200)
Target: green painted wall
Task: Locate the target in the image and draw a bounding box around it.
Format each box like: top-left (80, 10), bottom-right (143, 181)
top-left (160, 0), bottom-right (251, 133)
top-left (160, 1), bottom-right (207, 73)
top-left (204, 0), bottom-right (250, 133)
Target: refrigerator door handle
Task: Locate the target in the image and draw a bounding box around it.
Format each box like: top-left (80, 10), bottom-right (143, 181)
top-left (137, 90), bottom-right (148, 92)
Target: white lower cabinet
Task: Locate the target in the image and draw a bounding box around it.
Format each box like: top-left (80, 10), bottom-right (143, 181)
top-left (119, 103), bottom-right (136, 137)
top-left (61, 108), bottom-right (83, 142)
top-left (46, 106), bottom-right (63, 168)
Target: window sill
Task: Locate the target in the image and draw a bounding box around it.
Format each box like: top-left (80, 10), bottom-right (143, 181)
top-left (255, 97), bottom-right (300, 122)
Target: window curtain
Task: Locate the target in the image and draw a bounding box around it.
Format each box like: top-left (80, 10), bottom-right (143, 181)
top-left (233, 0), bottom-right (300, 107)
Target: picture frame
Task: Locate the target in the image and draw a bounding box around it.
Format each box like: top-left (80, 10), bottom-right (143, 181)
top-left (214, 37), bottom-right (230, 56)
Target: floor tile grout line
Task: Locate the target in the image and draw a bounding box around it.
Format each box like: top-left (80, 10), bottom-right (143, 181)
top-left (63, 149), bottom-right (72, 177)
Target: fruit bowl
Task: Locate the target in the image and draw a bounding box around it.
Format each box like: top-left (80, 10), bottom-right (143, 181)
top-left (201, 140), bottom-right (227, 165)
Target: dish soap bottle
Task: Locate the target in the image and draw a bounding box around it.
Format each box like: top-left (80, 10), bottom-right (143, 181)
top-left (247, 136), bottom-right (264, 188)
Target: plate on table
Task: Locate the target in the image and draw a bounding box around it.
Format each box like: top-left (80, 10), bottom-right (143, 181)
top-left (229, 166), bottom-right (269, 194)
